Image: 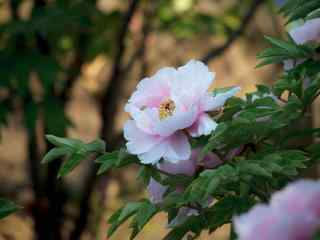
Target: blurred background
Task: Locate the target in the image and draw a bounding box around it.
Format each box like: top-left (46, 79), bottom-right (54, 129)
top-left (0, 0), bottom-right (319, 239)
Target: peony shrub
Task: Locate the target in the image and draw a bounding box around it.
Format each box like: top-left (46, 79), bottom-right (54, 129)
top-left (40, 0), bottom-right (320, 239)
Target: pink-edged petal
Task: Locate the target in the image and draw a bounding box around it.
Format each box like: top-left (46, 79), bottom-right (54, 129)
top-left (290, 18), bottom-right (320, 44)
top-left (147, 178), bottom-right (168, 204)
top-left (171, 60), bottom-right (215, 107)
top-left (128, 67), bottom-right (175, 108)
top-left (158, 155), bottom-right (196, 176)
top-left (271, 180), bottom-right (320, 218)
top-left (138, 140), bottom-right (168, 164)
top-left (201, 87), bottom-right (240, 111)
top-left (154, 105), bottom-right (198, 137)
top-left (124, 120), bottom-right (162, 155)
top-left (189, 148), bottom-right (222, 169)
top-left (163, 131), bottom-right (191, 163)
top-left (187, 114), bottom-right (217, 137)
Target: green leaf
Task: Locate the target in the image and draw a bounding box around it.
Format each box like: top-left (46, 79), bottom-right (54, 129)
top-left (276, 150), bottom-right (309, 176)
top-left (264, 35), bottom-right (304, 54)
top-left (41, 147), bottom-right (71, 164)
top-left (161, 192), bottom-right (185, 209)
top-left (307, 8), bottom-right (320, 20)
top-left (137, 165), bottom-right (161, 185)
top-left (287, 1), bottom-right (320, 23)
top-left (0, 198), bottom-right (19, 219)
top-left (211, 86), bottom-right (239, 97)
top-left (107, 202), bottom-right (143, 237)
top-left (84, 139), bottom-right (106, 153)
top-left (184, 165), bottom-right (238, 204)
top-left (58, 151), bottom-right (88, 178)
top-left (116, 148), bottom-right (138, 167)
top-left (237, 161), bottom-right (272, 178)
top-left (46, 135), bottom-right (82, 148)
top-left (312, 229), bottom-right (320, 240)
top-left (206, 196), bottom-right (255, 232)
top-left (95, 149), bottom-right (139, 175)
top-left (248, 150), bottom-right (308, 177)
top-left (163, 215), bottom-right (204, 240)
top-left (130, 200), bottom-right (158, 239)
top-left (308, 143), bottom-right (320, 162)
top-left (256, 35), bottom-right (314, 67)
top-left (95, 151), bottom-right (118, 175)
top-left (280, 0), bottom-right (320, 23)
top-left (161, 174), bottom-right (193, 187)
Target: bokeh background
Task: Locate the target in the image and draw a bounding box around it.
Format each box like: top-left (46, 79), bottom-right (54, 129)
top-left (0, 0), bottom-right (319, 239)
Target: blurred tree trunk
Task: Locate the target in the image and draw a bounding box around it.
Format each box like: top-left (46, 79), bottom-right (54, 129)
top-left (69, 1), bottom-right (141, 239)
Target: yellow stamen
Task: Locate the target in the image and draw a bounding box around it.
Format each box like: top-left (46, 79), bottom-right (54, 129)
top-left (159, 99), bottom-right (175, 120)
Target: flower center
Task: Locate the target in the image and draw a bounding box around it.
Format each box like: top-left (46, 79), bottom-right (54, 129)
top-left (159, 99), bottom-right (175, 120)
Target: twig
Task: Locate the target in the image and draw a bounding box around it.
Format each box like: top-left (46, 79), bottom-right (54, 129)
top-left (100, 0), bottom-right (141, 143)
top-left (201, 0), bottom-right (265, 64)
top-left (32, 1), bottom-right (67, 239)
top-left (122, 2), bottom-right (157, 79)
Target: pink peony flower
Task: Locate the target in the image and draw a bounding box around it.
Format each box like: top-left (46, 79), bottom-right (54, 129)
top-left (124, 60), bottom-right (240, 164)
top-left (234, 180), bottom-right (320, 240)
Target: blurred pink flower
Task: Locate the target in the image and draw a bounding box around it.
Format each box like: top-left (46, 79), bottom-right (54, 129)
top-left (290, 18), bottom-right (320, 45)
top-left (124, 60), bottom-right (240, 164)
top-left (271, 180), bottom-right (320, 218)
top-left (234, 180), bottom-right (320, 240)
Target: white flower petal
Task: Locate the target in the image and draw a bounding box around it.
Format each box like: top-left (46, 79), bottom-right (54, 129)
top-left (187, 114), bottom-right (218, 137)
top-left (154, 104), bottom-right (198, 137)
top-left (124, 120), bottom-right (162, 155)
top-left (128, 67), bottom-right (175, 108)
top-left (171, 60), bottom-right (215, 107)
top-left (139, 141), bottom-right (168, 164)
